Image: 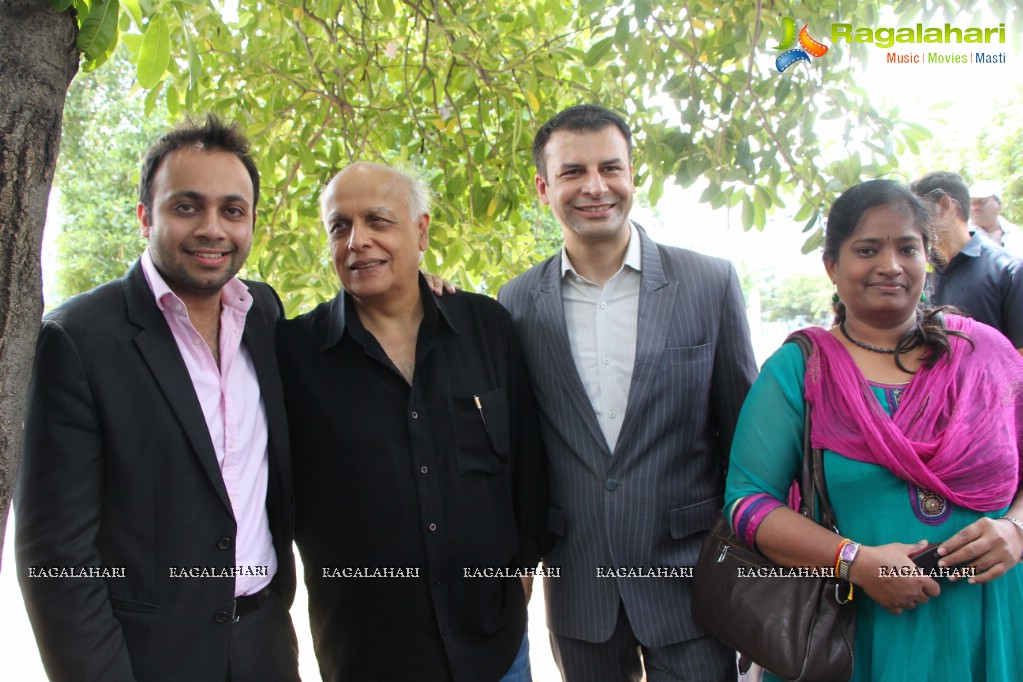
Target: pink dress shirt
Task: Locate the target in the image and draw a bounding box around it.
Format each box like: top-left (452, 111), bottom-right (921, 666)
top-left (141, 249), bottom-right (276, 597)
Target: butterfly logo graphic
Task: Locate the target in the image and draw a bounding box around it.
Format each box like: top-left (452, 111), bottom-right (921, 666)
top-left (774, 17), bottom-right (829, 72)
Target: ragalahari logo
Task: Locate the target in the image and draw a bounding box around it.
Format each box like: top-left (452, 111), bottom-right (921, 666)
top-left (774, 17), bottom-right (829, 72)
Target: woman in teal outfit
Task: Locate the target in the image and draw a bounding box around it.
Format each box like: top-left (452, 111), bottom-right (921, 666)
top-left (725, 179), bottom-right (1023, 681)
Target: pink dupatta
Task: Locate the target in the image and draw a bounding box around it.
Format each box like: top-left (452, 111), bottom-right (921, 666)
top-left (798, 316), bottom-right (1023, 512)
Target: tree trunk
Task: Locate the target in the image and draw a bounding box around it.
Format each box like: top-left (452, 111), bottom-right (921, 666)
top-left (0, 0), bottom-right (79, 569)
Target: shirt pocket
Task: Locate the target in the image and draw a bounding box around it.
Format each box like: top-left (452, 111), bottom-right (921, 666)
top-left (448, 388), bottom-right (510, 475)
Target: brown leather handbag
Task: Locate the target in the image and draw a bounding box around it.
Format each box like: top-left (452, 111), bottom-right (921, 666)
top-left (691, 335), bottom-right (856, 682)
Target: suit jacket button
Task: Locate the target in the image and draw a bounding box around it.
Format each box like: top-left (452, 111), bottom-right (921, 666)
top-left (218, 537), bottom-right (232, 550)
top-left (605, 479), bottom-right (617, 491)
top-left (215, 611), bottom-right (230, 623)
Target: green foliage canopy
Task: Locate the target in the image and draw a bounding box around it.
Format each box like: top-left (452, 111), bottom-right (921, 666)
top-left (883, 82), bottom-right (1023, 235)
top-left (51, 0), bottom-right (1021, 315)
top-left (52, 44), bottom-right (168, 305)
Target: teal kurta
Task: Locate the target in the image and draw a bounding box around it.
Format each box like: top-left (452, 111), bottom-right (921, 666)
top-left (725, 342), bottom-right (1023, 682)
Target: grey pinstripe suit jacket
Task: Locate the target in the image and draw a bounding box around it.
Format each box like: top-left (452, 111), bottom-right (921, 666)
top-left (498, 226), bottom-right (757, 648)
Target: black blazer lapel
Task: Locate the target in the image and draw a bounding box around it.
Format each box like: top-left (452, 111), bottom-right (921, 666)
top-left (241, 288), bottom-right (290, 497)
top-left (242, 283), bottom-right (296, 602)
top-left (122, 262), bottom-right (233, 512)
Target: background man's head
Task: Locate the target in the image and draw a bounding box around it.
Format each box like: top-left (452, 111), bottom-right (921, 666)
top-left (532, 105), bottom-right (636, 248)
top-left (319, 162), bottom-right (430, 305)
top-left (137, 115), bottom-right (258, 301)
top-left (969, 180), bottom-right (1003, 233)
top-left (910, 171), bottom-right (970, 228)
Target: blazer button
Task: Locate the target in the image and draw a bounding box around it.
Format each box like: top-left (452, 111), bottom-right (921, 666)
top-left (217, 537), bottom-right (232, 550)
top-left (605, 479), bottom-right (617, 491)
top-left (214, 611), bottom-right (230, 623)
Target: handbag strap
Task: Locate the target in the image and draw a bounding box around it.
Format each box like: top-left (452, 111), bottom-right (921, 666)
top-left (787, 333), bottom-right (839, 532)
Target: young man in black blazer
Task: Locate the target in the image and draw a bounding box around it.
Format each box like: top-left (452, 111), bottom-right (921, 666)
top-left (15, 115), bottom-right (299, 682)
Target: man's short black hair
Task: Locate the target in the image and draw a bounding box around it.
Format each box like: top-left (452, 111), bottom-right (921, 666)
top-left (910, 171), bottom-right (970, 223)
top-left (138, 114), bottom-right (260, 217)
top-left (532, 104), bottom-right (633, 181)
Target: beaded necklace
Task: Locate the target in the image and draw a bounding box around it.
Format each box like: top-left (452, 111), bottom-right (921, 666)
top-left (839, 322), bottom-right (896, 354)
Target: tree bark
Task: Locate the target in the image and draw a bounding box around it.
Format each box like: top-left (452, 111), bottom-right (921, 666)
top-left (0, 0), bottom-right (79, 568)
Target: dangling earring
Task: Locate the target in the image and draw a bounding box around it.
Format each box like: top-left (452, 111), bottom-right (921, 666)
top-left (832, 291), bottom-right (840, 305)
top-left (920, 291), bottom-right (927, 303)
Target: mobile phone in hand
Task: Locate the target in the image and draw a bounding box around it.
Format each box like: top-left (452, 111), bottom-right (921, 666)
top-left (909, 543), bottom-right (941, 573)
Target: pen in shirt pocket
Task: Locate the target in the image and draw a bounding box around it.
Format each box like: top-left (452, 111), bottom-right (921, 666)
top-left (473, 394), bottom-right (490, 435)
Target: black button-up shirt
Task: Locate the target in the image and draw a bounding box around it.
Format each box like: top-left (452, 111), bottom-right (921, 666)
top-left (929, 231), bottom-right (1023, 348)
top-left (278, 278), bottom-right (549, 682)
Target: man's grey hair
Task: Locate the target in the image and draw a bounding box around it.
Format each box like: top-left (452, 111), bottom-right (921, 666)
top-left (319, 161), bottom-right (432, 223)
top-left (393, 162), bottom-right (432, 222)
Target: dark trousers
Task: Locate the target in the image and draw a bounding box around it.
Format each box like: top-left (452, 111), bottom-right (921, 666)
top-left (228, 591), bottom-right (300, 682)
top-left (550, 602), bottom-right (735, 682)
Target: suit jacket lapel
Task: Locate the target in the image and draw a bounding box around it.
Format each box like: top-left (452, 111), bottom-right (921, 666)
top-left (123, 262), bottom-right (233, 512)
top-left (242, 291), bottom-right (292, 513)
top-left (532, 254), bottom-right (612, 458)
top-left (615, 230), bottom-right (677, 452)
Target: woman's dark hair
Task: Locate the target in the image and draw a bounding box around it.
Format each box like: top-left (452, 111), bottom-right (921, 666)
top-left (824, 179), bottom-right (971, 371)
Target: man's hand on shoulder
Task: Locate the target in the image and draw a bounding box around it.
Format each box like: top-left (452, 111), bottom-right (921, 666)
top-left (422, 271), bottom-right (458, 295)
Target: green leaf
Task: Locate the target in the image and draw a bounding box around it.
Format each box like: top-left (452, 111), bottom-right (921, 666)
top-left (583, 37), bottom-right (614, 67)
top-left (122, 0), bottom-right (143, 29)
top-left (699, 183), bottom-right (721, 204)
top-left (614, 15), bottom-right (631, 47)
top-left (803, 211), bottom-right (821, 233)
top-left (741, 195), bottom-right (754, 229)
top-left (143, 81), bottom-right (162, 116)
top-left (634, 0), bottom-right (651, 23)
top-left (753, 197), bottom-right (766, 229)
top-left (166, 81), bottom-right (180, 117)
top-left (801, 229), bottom-right (824, 254)
top-left (78, 0), bottom-right (121, 62)
top-left (378, 0), bottom-right (395, 21)
top-left (49, 0), bottom-right (74, 11)
top-left (753, 185), bottom-right (771, 209)
top-left (120, 33), bottom-right (143, 54)
top-left (735, 138), bottom-right (750, 168)
top-left (647, 178), bottom-right (664, 205)
top-left (82, 16), bottom-right (120, 71)
top-left (793, 200), bottom-right (814, 223)
top-left (137, 16), bottom-right (171, 89)
top-left (186, 33), bottom-right (202, 97)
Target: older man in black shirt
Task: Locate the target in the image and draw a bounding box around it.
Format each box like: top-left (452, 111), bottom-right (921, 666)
top-left (278, 162), bottom-right (549, 682)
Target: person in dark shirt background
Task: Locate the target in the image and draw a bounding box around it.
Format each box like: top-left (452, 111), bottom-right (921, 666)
top-left (911, 171), bottom-right (1023, 353)
top-left (277, 161), bottom-right (549, 682)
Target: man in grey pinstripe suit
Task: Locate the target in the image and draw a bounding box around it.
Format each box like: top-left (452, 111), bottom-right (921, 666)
top-left (498, 105), bottom-right (758, 681)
